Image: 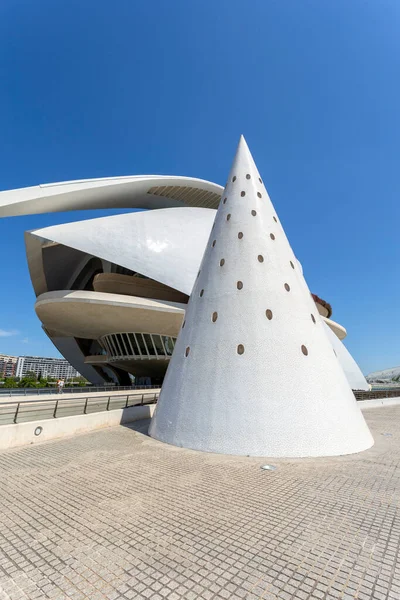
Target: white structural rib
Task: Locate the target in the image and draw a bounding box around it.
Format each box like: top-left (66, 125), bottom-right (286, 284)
top-left (149, 136), bottom-right (373, 458)
top-left (0, 175), bottom-right (223, 217)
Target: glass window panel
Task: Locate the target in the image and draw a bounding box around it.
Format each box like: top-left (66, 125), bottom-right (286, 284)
top-left (104, 338), bottom-right (112, 356)
top-left (115, 335), bottom-right (124, 356)
top-left (143, 334), bottom-right (156, 355)
top-left (136, 334), bottom-right (148, 356)
top-left (162, 336), bottom-right (174, 356)
top-left (152, 335), bottom-right (165, 356)
top-left (121, 334), bottom-right (132, 355)
top-left (108, 336), bottom-right (118, 357)
top-left (128, 333), bottom-right (139, 355)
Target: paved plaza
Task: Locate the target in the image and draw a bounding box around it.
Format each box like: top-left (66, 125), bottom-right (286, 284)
top-left (0, 407), bottom-right (399, 600)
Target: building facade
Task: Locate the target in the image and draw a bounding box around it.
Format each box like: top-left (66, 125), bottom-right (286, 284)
top-left (15, 356), bottom-right (80, 380)
top-left (0, 173), bottom-right (368, 389)
top-left (0, 354), bottom-right (18, 377)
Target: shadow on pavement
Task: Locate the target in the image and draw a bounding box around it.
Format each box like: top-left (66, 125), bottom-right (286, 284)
top-left (121, 417), bottom-right (151, 436)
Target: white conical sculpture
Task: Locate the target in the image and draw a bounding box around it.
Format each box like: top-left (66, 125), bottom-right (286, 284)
top-left (149, 136), bottom-right (373, 457)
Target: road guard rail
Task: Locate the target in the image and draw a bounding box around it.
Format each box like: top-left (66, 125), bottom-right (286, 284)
top-left (0, 385), bottom-right (159, 397)
top-left (0, 391), bottom-right (159, 426)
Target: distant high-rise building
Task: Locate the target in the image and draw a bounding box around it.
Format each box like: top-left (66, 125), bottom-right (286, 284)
top-left (0, 354), bottom-right (18, 377)
top-left (15, 356), bottom-right (80, 380)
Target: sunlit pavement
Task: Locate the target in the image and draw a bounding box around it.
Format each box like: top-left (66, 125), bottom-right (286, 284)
top-left (0, 407), bottom-right (399, 600)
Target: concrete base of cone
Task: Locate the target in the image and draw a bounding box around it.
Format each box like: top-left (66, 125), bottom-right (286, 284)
top-left (149, 396), bottom-right (374, 458)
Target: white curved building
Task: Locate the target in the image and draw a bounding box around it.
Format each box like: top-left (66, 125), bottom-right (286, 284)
top-left (0, 174), bottom-right (368, 390)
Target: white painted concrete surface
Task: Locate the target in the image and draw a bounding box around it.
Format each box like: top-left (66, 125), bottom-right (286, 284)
top-left (322, 322), bottom-right (369, 390)
top-left (31, 208), bottom-right (216, 296)
top-left (150, 136), bottom-right (374, 458)
top-left (0, 175), bottom-right (222, 216)
top-left (359, 397), bottom-right (400, 409)
top-left (0, 404), bottom-right (156, 450)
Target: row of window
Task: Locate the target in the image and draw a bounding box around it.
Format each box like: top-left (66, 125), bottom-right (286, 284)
top-left (101, 332), bottom-right (176, 359)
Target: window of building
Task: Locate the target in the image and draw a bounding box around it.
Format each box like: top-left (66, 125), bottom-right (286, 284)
top-left (143, 334), bottom-right (156, 356)
top-left (152, 335), bottom-right (165, 356)
top-left (135, 334), bottom-right (148, 356)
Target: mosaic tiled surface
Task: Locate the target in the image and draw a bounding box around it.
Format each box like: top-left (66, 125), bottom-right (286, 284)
top-left (0, 407), bottom-right (399, 600)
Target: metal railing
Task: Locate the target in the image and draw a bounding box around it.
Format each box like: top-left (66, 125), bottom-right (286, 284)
top-left (0, 391), bottom-right (159, 426)
top-left (354, 389), bottom-right (400, 401)
top-left (0, 384), bottom-right (159, 397)
top-left (2, 387), bottom-right (398, 426)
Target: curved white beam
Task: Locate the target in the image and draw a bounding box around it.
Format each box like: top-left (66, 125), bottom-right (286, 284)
top-left (0, 175), bottom-right (223, 217)
top-left (322, 316), bottom-right (347, 340)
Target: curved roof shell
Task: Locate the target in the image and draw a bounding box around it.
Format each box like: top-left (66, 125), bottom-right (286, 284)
top-left (0, 175), bottom-right (223, 217)
top-left (29, 207), bottom-right (216, 296)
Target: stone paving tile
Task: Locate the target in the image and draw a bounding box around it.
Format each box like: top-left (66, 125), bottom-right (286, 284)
top-left (0, 407), bottom-right (399, 599)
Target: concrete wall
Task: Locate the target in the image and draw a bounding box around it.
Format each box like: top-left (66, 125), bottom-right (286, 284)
top-left (359, 397), bottom-right (400, 409)
top-left (0, 404), bottom-right (155, 450)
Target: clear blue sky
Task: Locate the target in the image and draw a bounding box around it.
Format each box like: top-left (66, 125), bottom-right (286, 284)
top-left (0, 0), bottom-right (399, 375)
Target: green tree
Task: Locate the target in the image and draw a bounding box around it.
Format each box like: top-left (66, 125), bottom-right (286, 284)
top-left (18, 377), bottom-right (39, 388)
top-left (3, 378), bottom-right (18, 388)
top-left (25, 370), bottom-right (37, 381)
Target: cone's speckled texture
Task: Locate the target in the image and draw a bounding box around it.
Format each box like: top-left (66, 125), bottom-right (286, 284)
top-left (149, 137), bottom-right (373, 457)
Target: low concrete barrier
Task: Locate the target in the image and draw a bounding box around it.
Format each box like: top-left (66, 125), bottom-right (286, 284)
top-left (358, 397), bottom-right (400, 410)
top-left (2, 398), bottom-right (399, 451)
top-left (0, 404), bottom-right (156, 450)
